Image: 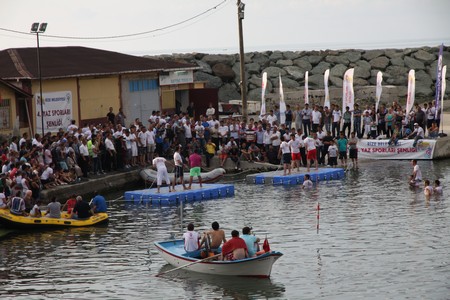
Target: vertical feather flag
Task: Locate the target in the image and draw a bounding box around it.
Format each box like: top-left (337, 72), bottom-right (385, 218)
top-left (406, 70), bottom-right (416, 115)
top-left (279, 74), bottom-right (286, 125)
top-left (375, 71), bottom-right (383, 122)
top-left (435, 44), bottom-right (444, 120)
top-left (260, 72), bottom-right (267, 120)
top-left (324, 69), bottom-right (330, 108)
top-left (440, 65), bottom-right (447, 129)
top-left (342, 68), bottom-right (355, 111)
top-left (304, 71), bottom-right (309, 105)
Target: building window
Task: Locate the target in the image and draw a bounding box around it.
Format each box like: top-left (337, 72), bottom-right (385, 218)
top-left (0, 98), bottom-right (11, 129)
top-left (129, 79), bottom-right (158, 92)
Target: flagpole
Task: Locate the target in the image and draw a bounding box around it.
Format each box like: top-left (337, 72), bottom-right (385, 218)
top-left (237, 0), bottom-right (247, 121)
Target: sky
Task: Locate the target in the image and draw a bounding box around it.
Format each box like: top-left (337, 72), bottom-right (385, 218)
top-left (1, 0), bottom-right (449, 56)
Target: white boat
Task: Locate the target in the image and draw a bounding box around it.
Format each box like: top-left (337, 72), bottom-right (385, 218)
top-left (140, 168), bottom-right (225, 185)
top-left (154, 239), bottom-right (283, 278)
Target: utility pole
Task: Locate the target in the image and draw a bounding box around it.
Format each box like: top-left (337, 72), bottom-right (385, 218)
top-left (237, 0), bottom-right (247, 121)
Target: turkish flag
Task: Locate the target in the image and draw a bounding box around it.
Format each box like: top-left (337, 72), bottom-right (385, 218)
top-left (262, 238), bottom-right (270, 253)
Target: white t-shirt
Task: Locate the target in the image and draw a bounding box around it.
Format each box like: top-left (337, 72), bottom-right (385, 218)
top-left (138, 131), bottom-right (147, 146)
top-left (263, 131), bottom-right (272, 145)
top-left (146, 130), bottom-right (155, 145)
top-left (206, 107), bottom-right (215, 117)
top-left (41, 167), bottom-right (53, 180)
top-left (267, 115), bottom-right (277, 125)
top-left (271, 132), bottom-right (281, 146)
top-left (195, 125), bottom-right (205, 139)
top-left (153, 157), bottom-right (167, 170)
top-left (312, 110), bottom-right (322, 124)
top-left (303, 179), bottom-right (313, 189)
top-left (304, 137), bottom-right (316, 151)
top-left (183, 231), bottom-right (200, 252)
top-left (414, 165), bottom-right (422, 181)
top-left (288, 139), bottom-right (301, 154)
top-left (332, 110), bottom-right (342, 122)
top-left (219, 126), bottom-right (229, 137)
top-left (184, 125), bottom-right (192, 139)
top-left (328, 145), bottom-right (338, 157)
top-left (280, 141), bottom-right (290, 154)
top-left (173, 152), bottom-right (183, 166)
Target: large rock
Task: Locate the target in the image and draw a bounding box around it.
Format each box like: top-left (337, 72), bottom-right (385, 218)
top-left (369, 56), bottom-right (390, 70)
top-left (354, 60), bottom-right (371, 79)
top-left (308, 74), bottom-right (325, 88)
top-left (329, 76), bottom-right (343, 88)
top-left (283, 51), bottom-right (302, 60)
top-left (413, 50), bottom-right (436, 64)
top-left (310, 61), bottom-right (331, 75)
top-left (248, 74), bottom-right (273, 91)
top-left (202, 54), bottom-right (235, 66)
top-left (325, 55), bottom-right (350, 65)
top-left (330, 64), bottom-right (347, 77)
top-left (218, 83), bottom-right (240, 101)
top-left (390, 57), bottom-right (405, 67)
top-left (195, 60), bottom-right (212, 74)
top-left (194, 71), bottom-right (223, 88)
top-left (269, 51), bottom-right (284, 61)
top-left (362, 50), bottom-right (385, 61)
top-left (283, 66), bottom-right (305, 80)
top-left (353, 78), bottom-right (369, 86)
top-left (251, 53), bottom-right (270, 68)
top-left (293, 58), bottom-right (313, 71)
top-left (385, 49), bottom-right (404, 59)
top-left (341, 51), bottom-right (362, 63)
top-left (404, 56), bottom-right (425, 70)
top-left (271, 76), bottom-right (300, 89)
top-left (385, 65), bottom-right (409, 77)
top-left (212, 63), bottom-right (235, 82)
top-left (276, 59), bottom-right (293, 67)
top-left (246, 62), bottom-right (261, 75)
top-left (307, 55), bottom-right (323, 65)
top-left (415, 70), bottom-right (433, 86)
top-left (384, 66), bottom-right (407, 85)
top-left (262, 66), bottom-right (286, 78)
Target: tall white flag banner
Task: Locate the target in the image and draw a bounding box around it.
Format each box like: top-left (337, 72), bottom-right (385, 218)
top-left (324, 69), bottom-right (330, 108)
top-left (35, 91), bottom-right (73, 133)
top-left (375, 71), bottom-right (383, 122)
top-left (406, 70), bottom-right (416, 115)
top-left (441, 65), bottom-right (447, 127)
top-left (260, 72), bottom-right (267, 120)
top-left (279, 74), bottom-right (286, 125)
top-left (304, 71), bottom-right (309, 105)
top-left (435, 44), bottom-right (444, 119)
top-left (342, 68), bottom-right (355, 111)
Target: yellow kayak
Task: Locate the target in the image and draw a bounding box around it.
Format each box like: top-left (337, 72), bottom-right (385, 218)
top-left (0, 208), bottom-right (108, 229)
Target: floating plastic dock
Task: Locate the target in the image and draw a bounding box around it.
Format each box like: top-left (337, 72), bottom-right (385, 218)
top-left (124, 183), bottom-right (235, 206)
top-left (246, 168), bottom-right (345, 185)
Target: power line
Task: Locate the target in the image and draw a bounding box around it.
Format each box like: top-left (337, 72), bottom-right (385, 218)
top-left (0, 0), bottom-right (228, 41)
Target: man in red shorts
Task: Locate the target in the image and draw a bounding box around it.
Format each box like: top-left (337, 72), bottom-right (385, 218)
top-left (288, 133), bottom-right (301, 172)
top-left (304, 132), bottom-right (318, 172)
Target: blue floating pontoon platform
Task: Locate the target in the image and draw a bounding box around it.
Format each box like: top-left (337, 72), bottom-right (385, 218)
top-left (124, 183), bottom-right (235, 206)
top-left (246, 168), bottom-right (345, 185)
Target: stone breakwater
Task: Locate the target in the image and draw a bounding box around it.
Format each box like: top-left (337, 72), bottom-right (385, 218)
top-left (147, 46), bottom-right (449, 106)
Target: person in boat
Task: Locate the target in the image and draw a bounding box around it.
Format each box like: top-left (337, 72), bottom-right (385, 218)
top-left (434, 179), bottom-right (443, 195)
top-left (187, 149), bottom-right (202, 189)
top-left (241, 227), bottom-right (260, 257)
top-left (410, 159), bottom-right (422, 187)
top-left (61, 194), bottom-right (77, 214)
top-left (221, 230), bottom-right (248, 261)
top-left (71, 196), bottom-right (93, 219)
top-left (0, 192), bottom-right (7, 209)
top-left (29, 200), bottom-right (42, 217)
top-left (183, 223), bottom-right (201, 252)
top-left (172, 145), bottom-right (187, 191)
top-left (91, 192), bottom-right (107, 213)
top-left (423, 180), bottom-right (433, 197)
top-left (46, 197), bottom-right (61, 218)
top-left (8, 191), bottom-right (27, 216)
top-left (152, 153), bottom-right (172, 193)
top-left (200, 221), bottom-right (227, 252)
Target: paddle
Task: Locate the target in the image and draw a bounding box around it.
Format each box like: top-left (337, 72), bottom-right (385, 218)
top-left (156, 253), bottom-right (221, 277)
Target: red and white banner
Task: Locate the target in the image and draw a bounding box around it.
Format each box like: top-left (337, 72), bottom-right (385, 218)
top-left (342, 68), bottom-right (354, 111)
top-left (375, 71), bottom-right (383, 122)
top-left (260, 72), bottom-right (267, 119)
top-left (304, 71), bottom-right (309, 105)
top-left (406, 69), bottom-right (415, 115)
top-left (35, 91), bottom-right (73, 133)
top-left (324, 69), bottom-right (330, 108)
top-left (279, 74), bottom-right (286, 125)
top-left (440, 65), bottom-right (447, 124)
top-left (357, 139), bottom-right (436, 160)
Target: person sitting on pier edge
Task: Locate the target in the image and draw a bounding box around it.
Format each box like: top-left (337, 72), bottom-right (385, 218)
top-left (183, 223), bottom-right (200, 253)
top-left (200, 221), bottom-right (227, 254)
top-left (46, 197), bottom-right (61, 218)
top-left (91, 192), bottom-right (107, 213)
top-left (405, 123), bottom-right (424, 147)
top-left (241, 227), bottom-right (260, 257)
top-left (71, 196), bottom-right (93, 219)
top-left (220, 230), bottom-right (248, 261)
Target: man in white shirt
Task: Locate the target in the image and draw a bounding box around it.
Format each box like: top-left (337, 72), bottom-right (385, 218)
top-left (406, 123), bottom-right (424, 147)
top-left (266, 110), bottom-right (278, 127)
top-left (206, 103), bottom-right (216, 118)
top-left (278, 137), bottom-right (292, 175)
top-left (146, 125), bottom-right (156, 163)
top-left (78, 137), bottom-right (90, 178)
top-left (184, 223), bottom-right (200, 252)
top-left (152, 154), bottom-right (171, 193)
top-left (332, 105), bottom-right (342, 138)
top-left (288, 133), bottom-right (301, 172)
top-left (311, 105), bottom-right (322, 133)
top-left (270, 126), bottom-right (281, 153)
top-left (104, 132), bottom-right (116, 172)
top-left (304, 132), bottom-right (318, 172)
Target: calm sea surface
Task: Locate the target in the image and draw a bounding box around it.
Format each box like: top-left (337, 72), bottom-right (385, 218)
top-left (0, 160), bottom-right (449, 300)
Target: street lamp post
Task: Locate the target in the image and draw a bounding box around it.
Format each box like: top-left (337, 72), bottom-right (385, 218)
top-left (237, 0), bottom-right (247, 121)
top-left (30, 22), bottom-right (47, 137)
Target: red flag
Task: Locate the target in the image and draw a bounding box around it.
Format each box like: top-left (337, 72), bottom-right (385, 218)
top-left (263, 238), bottom-right (271, 252)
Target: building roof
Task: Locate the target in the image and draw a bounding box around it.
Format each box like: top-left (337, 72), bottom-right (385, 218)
top-left (0, 46), bottom-right (197, 80)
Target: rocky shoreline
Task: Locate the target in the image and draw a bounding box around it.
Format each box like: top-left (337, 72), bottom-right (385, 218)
top-left (147, 46), bottom-right (449, 106)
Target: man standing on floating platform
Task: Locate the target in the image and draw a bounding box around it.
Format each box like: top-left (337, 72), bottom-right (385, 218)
top-left (152, 153), bottom-right (172, 193)
top-left (187, 149), bottom-right (202, 190)
top-left (304, 132), bottom-right (318, 172)
top-left (172, 145), bottom-right (187, 191)
top-left (278, 136), bottom-right (292, 176)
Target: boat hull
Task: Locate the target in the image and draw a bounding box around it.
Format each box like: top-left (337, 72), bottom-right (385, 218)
top-left (155, 240), bottom-right (282, 277)
top-left (0, 209), bottom-right (109, 229)
top-left (140, 168), bottom-right (225, 185)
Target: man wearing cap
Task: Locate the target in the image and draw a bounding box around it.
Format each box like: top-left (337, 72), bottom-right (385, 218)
top-left (406, 123), bottom-right (424, 147)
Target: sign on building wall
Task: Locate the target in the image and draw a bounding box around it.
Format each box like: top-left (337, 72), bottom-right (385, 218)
top-left (159, 70), bottom-right (193, 86)
top-left (35, 91), bottom-right (72, 133)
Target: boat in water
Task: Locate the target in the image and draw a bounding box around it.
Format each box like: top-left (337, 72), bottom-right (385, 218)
top-left (154, 239), bottom-right (283, 278)
top-left (0, 209), bottom-right (109, 229)
top-left (140, 168), bottom-right (225, 185)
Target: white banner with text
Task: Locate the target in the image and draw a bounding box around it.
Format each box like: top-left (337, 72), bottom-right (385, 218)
top-left (357, 139), bottom-right (436, 160)
top-left (35, 91), bottom-right (73, 133)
